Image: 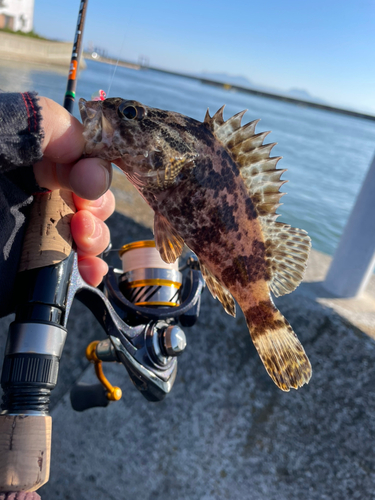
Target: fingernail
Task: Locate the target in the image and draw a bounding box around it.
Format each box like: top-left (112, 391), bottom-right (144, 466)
top-left (99, 161), bottom-right (111, 192)
top-left (89, 217), bottom-right (102, 240)
top-left (90, 162), bottom-right (111, 199)
top-left (77, 258), bottom-right (90, 271)
top-left (81, 212), bottom-right (100, 239)
top-left (89, 197), bottom-right (104, 207)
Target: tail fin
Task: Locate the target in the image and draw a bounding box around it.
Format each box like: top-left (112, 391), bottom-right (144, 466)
top-left (245, 301), bottom-right (311, 391)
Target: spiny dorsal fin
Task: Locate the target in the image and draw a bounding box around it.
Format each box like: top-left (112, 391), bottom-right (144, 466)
top-left (214, 110), bottom-right (248, 142)
top-left (204, 108), bottom-right (211, 125)
top-left (200, 263), bottom-right (236, 317)
top-left (204, 106), bottom-right (226, 131)
top-left (261, 219), bottom-right (311, 297)
top-left (206, 107), bottom-right (286, 220)
top-left (154, 212), bottom-right (185, 264)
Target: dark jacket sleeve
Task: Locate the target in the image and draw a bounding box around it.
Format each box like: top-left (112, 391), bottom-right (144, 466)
top-left (0, 92), bottom-right (44, 318)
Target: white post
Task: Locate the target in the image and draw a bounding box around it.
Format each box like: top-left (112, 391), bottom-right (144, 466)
top-left (324, 153), bottom-right (375, 298)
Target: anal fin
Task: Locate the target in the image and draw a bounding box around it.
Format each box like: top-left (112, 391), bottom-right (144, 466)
top-left (154, 212), bottom-right (185, 264)
top-left (200, 263), bottom-right (236, 317)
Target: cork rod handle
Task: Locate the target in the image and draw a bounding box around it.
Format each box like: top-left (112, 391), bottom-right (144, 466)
top-left (0, 416), bottom-right (52, 492)
top-left (18, 189), bottom-right (76, 272)
top-left (0, 190), bottom-right (75, 492)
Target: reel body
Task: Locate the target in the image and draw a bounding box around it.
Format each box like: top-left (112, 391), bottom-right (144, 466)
top-left (69, 240), bottom-right (204, 410)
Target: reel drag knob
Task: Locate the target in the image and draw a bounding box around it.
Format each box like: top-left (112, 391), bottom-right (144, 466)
top-left (162, 325), bottom-right (186, 357)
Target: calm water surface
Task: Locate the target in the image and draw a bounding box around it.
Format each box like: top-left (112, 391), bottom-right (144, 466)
top-left (1, 59), bottom-right (374, 256)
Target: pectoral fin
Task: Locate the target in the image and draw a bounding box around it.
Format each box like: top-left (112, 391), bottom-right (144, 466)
top-left (154, 212), bottom-right (185, 264)
top-left (152, 153), bottom-right (196, 190)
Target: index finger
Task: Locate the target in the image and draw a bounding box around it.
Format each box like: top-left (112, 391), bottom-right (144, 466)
top-left (39, 96), bottom-right (85, 164)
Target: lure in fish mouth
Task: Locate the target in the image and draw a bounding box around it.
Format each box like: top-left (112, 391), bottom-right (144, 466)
top-left (80, 96), bottom-right (312, 392)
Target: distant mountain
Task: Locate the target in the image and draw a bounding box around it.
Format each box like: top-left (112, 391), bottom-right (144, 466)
top-left (194, 71), bottom-right (327, 105)
top-left (287, 88), bottom-right (314, 100)
top-left (283, 88), bottom-right (327, 104)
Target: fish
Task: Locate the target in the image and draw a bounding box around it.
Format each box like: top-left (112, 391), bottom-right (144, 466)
top-left (79, 97), bottom-right (312, 391)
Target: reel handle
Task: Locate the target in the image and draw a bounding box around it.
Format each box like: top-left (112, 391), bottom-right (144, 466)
top-left (0, 190), bottom-right (74, 492)
top-left (70, 383), bottom-right (111, 412)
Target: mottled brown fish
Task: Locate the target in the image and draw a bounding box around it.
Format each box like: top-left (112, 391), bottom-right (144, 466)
top-left (79, 97), bottom-right (312, 391)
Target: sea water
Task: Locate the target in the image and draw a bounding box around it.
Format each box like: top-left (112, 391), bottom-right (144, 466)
top-left (1, 58), bottom-right (374, 257)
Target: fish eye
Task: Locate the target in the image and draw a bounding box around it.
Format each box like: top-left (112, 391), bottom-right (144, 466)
top-left (118, 103), bottom-right (138, 120)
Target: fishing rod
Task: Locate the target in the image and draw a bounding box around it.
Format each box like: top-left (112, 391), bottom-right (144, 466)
top-left (64, 0), bottom-right (88, 113)
top-left (0, 1), bottom-right (204, 497)
top-left (0, 1), bottom-right (89, 495)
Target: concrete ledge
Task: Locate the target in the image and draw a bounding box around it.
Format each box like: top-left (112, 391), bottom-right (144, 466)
top-left (0, 31), bottom-right (86, 68)
top-left (291, 250), bottom-right (375, 339)
top-left (30, 212), bottom-right (375, 499)
top-left (1, 180), bottom-right (374, 498)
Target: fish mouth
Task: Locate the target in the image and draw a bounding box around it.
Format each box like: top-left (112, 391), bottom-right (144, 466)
top-left (79, 98), bottom-right (113, 138)
top-left (80, 98), bottom-right (116, 156)
top-left (79, 98), bottom-right (100, 123)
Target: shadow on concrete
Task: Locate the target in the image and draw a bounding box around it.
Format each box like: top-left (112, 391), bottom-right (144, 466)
top-left (1, 211), bottom-right (375, 500)
top-left (297, 280), bottom-right (339, 299)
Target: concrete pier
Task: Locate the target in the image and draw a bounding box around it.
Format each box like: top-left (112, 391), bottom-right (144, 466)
top-left (1, 171), bottom-right (375, 499)
top-left (324, 153), bottom-right (375, 298)
top-left (0, 31), bottom-right (86, 68)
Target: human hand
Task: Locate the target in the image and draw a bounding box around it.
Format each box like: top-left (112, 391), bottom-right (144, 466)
top-left (33, 97), bottom-right (115, 286)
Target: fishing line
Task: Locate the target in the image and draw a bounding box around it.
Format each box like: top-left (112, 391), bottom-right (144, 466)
top-left (107, 31), bottom-right (127, 97)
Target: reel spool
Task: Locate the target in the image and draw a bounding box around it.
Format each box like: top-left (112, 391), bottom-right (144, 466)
top-left (118, 240), bottom-right (182, 307)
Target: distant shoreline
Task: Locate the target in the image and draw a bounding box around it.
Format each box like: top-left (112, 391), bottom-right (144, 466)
top-left (83, 52), bottom-right (140, 70)
top-left (85, 53), bottom-right (375, 123)
top-left (1, 35), bottom-right (372, 122)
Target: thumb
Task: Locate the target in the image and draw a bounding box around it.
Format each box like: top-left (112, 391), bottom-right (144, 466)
top-left (39, 96), bottom-right (85, 163)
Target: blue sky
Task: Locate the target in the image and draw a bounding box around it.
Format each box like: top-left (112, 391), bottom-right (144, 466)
top-left (34, 0), bottom-right (375, 113)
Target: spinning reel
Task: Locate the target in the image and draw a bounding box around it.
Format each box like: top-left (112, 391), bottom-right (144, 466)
top-left (1, 239), bottom-right (204, 417)
top-left (68, 240), bottom-right (205, 410)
